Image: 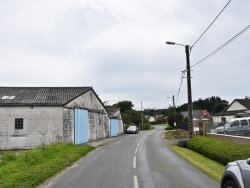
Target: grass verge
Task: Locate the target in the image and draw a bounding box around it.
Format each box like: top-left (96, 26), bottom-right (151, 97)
top-left (0, 143), bottom-right (95, 188)
top-left (170, 145), bottom-right (225, 182)
top-left (164, 130), bottom-right (225, 182)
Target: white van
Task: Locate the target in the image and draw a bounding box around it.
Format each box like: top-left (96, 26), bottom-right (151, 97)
top-left (225, 117), bottom-right (250, 136)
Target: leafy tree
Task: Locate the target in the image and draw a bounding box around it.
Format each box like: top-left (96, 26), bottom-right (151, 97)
top-left (212, 103), bottom-right (228, 114)
top-left (113, 100), bottom-right (150, 129)
top-left (177, 96), bottom-right (228, 114)
top-left (167, 112), bottom-right (183, 127)
top-left (113, 100), bottom-right (134, 113)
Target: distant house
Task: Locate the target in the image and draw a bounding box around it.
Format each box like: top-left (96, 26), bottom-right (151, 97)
top-left (0, 87), bottom-right (110, 150)
top-left (181, 109), bottom-right (211, 121)
top-left (213, 98), bottom-right (250, 125)
top-left (145, 115), bottom-right (155, 123)
top-left (106, 107), bottom-right (124, 136)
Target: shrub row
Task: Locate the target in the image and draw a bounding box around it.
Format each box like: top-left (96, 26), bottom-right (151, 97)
top-left (187, 136), bottom-right (250, 165)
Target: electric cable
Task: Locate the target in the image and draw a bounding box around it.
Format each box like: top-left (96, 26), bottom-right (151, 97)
top-left (193, 70), bottom-right (250, 77)
top-left (191, 0), bottom-right (232, 49)
top-left (191, 24), bottom-right (250, 68)
top-left (175, 70), bottom-right (186, 106)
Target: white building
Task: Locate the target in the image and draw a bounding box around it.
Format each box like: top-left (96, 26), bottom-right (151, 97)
top-left (213, 98), bottom-right (250, 125)
top-left (0, 87), bottom-right (110, 150)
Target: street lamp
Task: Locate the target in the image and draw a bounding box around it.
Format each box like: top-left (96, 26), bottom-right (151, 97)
top-left (166, 41), bottom-right (194, 138)
top-left (167, 95), bottom-right (176, 126)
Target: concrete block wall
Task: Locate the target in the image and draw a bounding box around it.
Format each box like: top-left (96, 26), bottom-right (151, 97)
top-left (66, 90), bottom-right (106, 112)
top-left (206, 133), bottom-right (250, 146)
top-left (63, 108), bottom-right (74, 143)
top-left (88, 112), bottom-right (109, 141)
top-left (0, 106), bottom-right (64, 150)
top-left (65, 90), bottom-right (109, 142)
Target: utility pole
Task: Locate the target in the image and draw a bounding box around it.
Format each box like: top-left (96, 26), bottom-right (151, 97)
top-left (185, 45), bottom-right (193, 138)
top-left (166, 41), bottom-right (194, 138)
top-left (172, 95), bottom-right (176, 126)
top-left (141, 102), bottom-right (143, 130)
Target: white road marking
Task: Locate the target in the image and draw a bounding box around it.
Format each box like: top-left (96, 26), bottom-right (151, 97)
top-left (135, 148), bottom-right (138, 154)
top-left (134, 175), bottom-right (139, 188)
top-left (133, 156), bottom-right (136, 169)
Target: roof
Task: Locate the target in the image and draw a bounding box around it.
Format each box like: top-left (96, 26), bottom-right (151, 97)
top-left (181, 109), bottom-right (210, 116)
top-left (200, 110), bottom-right (210, 116)
top-left (0, 87), bottom-right (92, 106)
top-left (214, 99), bottom-right (250, 116)
top-left (106, 107), bottom-right (120, 117)
top-left (233, 99), bottom-right (250, 109)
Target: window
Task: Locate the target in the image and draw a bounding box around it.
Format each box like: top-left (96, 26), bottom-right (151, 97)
top-left (15, 118), bottom-right (23, 129)
top-left (241, 120), bottom-right (248, 126)
top-left (221, 117), bottom-right (226, 122)
top-left (231, 120), bottom-right (239, 127)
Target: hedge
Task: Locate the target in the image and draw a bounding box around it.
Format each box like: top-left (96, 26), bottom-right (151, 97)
top-left (187, 136), bottom-right (250, 165)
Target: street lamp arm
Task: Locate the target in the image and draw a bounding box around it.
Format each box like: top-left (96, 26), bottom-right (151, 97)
top-left (166, 41), bottom-right (186, 47)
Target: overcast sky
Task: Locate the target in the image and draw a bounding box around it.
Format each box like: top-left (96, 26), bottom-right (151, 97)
top-left (0, 0), bottom-right (249, 110)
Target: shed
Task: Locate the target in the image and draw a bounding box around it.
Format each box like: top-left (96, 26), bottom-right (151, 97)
top-left (106, 107), bottom-right (124, 136)
top-left (0, 87), bottom-right (109, 150)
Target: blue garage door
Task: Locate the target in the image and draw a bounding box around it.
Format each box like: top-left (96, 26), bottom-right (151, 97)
top-left (75, 109), bottom-right (89, 144)
top-left (110, 119), bottom-right (118, 137)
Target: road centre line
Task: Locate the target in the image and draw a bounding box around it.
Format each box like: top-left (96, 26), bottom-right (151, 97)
top-left (135, 148), bottom-right (138, 154)
top-left (133, 156), bottom-right (136, 169)
top-left (134, 175), bottom-right (139, 188)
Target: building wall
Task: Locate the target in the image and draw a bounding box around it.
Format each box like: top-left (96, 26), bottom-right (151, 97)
top-left (213, 115), bottom-right (234, 125)
top-left (0, 106), bottom-right (63, 150)
top-left (63, 108), bottom-right (74, 143)
top-left (115, 112), bottom-right (124, 135)
top-left (207, 133), bottom-right (250, 146)
top-left (227, 101), bottom-right (247, 111)
top-left (64, 90), bottom-right (109, 142)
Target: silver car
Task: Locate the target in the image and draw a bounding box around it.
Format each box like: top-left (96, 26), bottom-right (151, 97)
top-left (126, 126), bottom-right (139, 134)
top-left (221, 158), bottom-right (250, 188)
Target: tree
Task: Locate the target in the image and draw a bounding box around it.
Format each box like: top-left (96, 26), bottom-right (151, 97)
top-left (167, 111), bottom-right (183, 127)
top-left (177, 96), bottom-right (228, 114)
top-left (212, 103), bottom-right (228, 114)
top-left (113, 100), bottom-right (134, 113)
top-left (112, 100), bottom-right (150, 130)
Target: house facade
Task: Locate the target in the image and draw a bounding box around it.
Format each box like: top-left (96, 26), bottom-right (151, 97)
top-left (0, 87), bottom-right (110, 150)
top-left (213, 98), bottom-right (250, 125)
top-left (181, 109), bottom-right (211, 121)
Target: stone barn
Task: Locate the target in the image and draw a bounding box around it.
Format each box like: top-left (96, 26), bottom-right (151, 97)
top-left (107, 107), bottom-right (124, 136)
top-left (0, 87), bottom-right (109, 150)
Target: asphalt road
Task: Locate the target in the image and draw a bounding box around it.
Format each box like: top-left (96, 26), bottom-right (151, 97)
top-left (39, 126), bottom-right (220, 188)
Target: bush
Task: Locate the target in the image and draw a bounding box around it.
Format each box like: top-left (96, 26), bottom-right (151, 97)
top-left (165, 125), bottom-right (180, 130)
top-left (187, 136), bottom-right (250, 165)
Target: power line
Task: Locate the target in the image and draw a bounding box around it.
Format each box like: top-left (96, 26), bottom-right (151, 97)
top-left (193, 70), bottom-right (250, 77)
top-left (175, 70), bottom-right (186, 106)
top-left (191, 24), bottom-right (250, 68)
top-left (191, 0), bottom-right (232, 49)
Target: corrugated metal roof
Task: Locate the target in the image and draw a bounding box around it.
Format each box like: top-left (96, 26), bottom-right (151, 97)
top-left (0, 87), bottom-right (92, 106)
top-left (106, 107), bottom-right (120, 117)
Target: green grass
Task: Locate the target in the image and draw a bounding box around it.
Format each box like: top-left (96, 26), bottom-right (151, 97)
top-left (171, 145), bottom-right (225, 182)
top-left (0, 143), bottom-right (95, 188)
top-left (164, 130), bottom-right (225, 182)
top-left (164, 129), bottom-right (189, 139)
top-left (150, 126), bottom-right (156, 130)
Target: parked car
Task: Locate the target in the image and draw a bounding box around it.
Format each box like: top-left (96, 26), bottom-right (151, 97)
top-left (225, 117), bottom-right (250, 136)
top-left (221, 158), bottom-right (250, 188)
top-left (126, 126), bottom-right (139, 134)
top-left (216, 125), bottom-right (226, 134)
